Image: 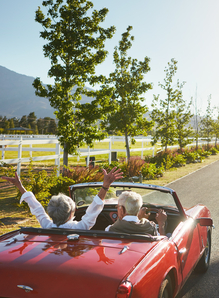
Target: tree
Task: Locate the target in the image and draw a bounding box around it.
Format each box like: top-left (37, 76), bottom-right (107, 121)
top-left (48, 119), bottom-right (57, 134)
top-left (99, 26), bottom-right (153, 160)
top-left (9, 118), bottom-right (15, 129)
top-left (33, 0), bottom-right (115, 168)
top-left (151, 58), bottom-right (178, 151)
top-left (37, 118), bottom-right (45, 134)
top-left (4, 120), bottom-right (10, 133)
top-left (175, 82), bottom-right (194, 149)
top-left (19, 115), bottom-right (28, 128)
top-left (27, 112), bottom-right (37, 130)
top-left (212, 107), bottom-right (219, 147)
top-left (200, 96), bottom-right (214, 149)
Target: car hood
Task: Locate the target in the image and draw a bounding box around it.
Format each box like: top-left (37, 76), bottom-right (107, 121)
top-left (0, 230), bottom-right (161, 298)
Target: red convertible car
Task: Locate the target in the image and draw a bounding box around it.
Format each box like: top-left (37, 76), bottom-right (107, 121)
top-left (0, 182), bottom-right (213, 298)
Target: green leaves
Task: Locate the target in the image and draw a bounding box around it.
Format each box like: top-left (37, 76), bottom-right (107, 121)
top-left (151, 59), bottom-right (193, 150)
top-left (99, 26), bottom-right (152, 160)
top-left (33, 0), bottom-right (115, 166)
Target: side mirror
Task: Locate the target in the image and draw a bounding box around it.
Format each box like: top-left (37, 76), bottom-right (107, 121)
top-left (196, 217), bottom-right (213, 227)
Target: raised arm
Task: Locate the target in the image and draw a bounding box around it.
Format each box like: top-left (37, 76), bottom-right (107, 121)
top-left (1, 172), bottom-right (26, 195)
top-left (98, 167), bottom-right (123, 200)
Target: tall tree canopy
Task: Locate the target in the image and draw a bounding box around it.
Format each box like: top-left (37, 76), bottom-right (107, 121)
top-left (99, 26), bottom-right (153, 160)
top-left (200, 96), bottom-right (214, 149)
top-left (174, 81), bottom-right (193, 149)
top-left (33, 0), bottom-right (115, 167)
top-left (151, 58), bottom-right (177, 151)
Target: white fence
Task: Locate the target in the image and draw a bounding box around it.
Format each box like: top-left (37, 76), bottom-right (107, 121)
top-left (0, 134), bottom-right (216, 177)
top-left (0, 135), bottom-right (155, 176)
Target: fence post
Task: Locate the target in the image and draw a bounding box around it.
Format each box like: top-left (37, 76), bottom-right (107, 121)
top-left (86, 147), bottom-right (90, 167)
top-left (17, 136), bottom-right (22, 176)
top-left (1, 135), bottom-right (5, 160)
top-left (141, 140), bottom-right (144, 159)
top-left (109, 137), bottom-right (112, 164)
top-left (55, 142), bottom-right (60, 176)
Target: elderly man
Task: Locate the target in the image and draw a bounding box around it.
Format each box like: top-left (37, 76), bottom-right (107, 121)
top-left (2, 167), bottom-right (123, 230)
top-left (105, 191), bottom-right (167, 235)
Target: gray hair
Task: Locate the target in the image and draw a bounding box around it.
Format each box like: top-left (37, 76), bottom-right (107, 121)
top-left (118, 191), bottom-right (142, 215)
top-left (47, 193), bottom-right (75, 227)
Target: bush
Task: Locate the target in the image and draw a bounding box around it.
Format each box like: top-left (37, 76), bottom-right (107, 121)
top-left (19, 163), bottom-right (60, 208)
top-left (64, 165), bottom-right (104, 183)
top-left (141, 163), bottom-right (164, 180)
top-left (209, 147), bottom-right (218, 155)
top-left (119, 156), bottom-right (145, 178)
top-left (172, 154), bottom-right (186, 167)
top-left (183, 150), bottom-right (202, 163)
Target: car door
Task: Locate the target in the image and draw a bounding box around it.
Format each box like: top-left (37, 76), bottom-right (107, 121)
top-left (171, 217), bottom-right (201, 281)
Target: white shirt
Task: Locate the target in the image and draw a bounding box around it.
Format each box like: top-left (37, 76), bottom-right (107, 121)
top-left (20, 191), bottom-right (104, 230)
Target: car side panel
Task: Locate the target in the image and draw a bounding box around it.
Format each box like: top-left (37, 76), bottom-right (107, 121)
top-left (125, 239), bottom-right (181, 298)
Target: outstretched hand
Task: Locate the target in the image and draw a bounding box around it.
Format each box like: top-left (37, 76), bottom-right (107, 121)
top-left (98, 167), bottom-right (123, 201)
top-left (102, 167), bottom-right (123, 188)
top-left (1, 172), bottom-right (26, 194)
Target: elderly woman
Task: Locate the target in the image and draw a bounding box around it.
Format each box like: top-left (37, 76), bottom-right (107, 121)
top-left (2, 167), bottom-right (123, 230)
top-left (105, 191), bottom-right (167, 235)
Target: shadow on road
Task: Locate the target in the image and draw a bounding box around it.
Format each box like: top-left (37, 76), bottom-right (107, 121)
top-left (176, 259), bottom-right (219, 298)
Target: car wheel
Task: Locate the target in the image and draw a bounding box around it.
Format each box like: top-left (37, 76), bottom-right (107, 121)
top-left (195, 230), bottom-right (211, 273)
top-left (158, 275), bottom-right (172, 298)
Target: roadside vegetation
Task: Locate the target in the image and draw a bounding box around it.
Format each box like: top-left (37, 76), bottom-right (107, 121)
top-left (1, 143), bottom-right (219, 235)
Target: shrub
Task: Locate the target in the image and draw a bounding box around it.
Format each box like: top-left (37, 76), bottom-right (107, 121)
top-left (183, 150), bottom-right (202, 163)
top-left (196, 148), bottom-right (211, 158)
top-left (49, 175), bottom-right (75, 197)
top-left (209, 147), bottom-right (218, 155)
top-left (172, 154), bottom-right (186, 167)
top-left (19, 163), bottom-right (60, 208)
top-left (141, 163), bottom-right (164, 180)
top-left (119, 156), bottom-right (145, 178)
top-left (64, 165), bottom-right (104, 183)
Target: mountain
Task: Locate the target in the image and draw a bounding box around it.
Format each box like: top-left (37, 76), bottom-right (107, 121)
top-left (0, 66), bottom-right (94, 119)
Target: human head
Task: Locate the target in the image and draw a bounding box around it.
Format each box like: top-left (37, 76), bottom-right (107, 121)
top-left (118, 191), bottom-right (142, 217)
top-left (47, 193), bottom-right (76, 227)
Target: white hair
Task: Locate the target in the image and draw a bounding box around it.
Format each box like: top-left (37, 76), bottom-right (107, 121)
top-left (47, 193), bottom-right (75, 227)
top-left (118, 191), bottom-right (142, 215)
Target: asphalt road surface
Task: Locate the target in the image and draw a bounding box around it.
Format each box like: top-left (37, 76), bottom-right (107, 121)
top-left (167, 160), bottom-right (219, 298)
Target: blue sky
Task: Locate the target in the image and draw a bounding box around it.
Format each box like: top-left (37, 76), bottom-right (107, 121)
top-left (1, 0), bottom-right (219, 116)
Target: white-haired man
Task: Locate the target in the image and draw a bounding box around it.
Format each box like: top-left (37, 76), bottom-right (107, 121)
top-left (2, 167), bottom-right (123, 230)
top-left (105, 191), bottom-right (167, 235)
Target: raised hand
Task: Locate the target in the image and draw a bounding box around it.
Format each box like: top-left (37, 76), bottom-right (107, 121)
top-left (1, 172), bottom-right (26, 194)
top-left (102, 167), bottom-right (123, 188)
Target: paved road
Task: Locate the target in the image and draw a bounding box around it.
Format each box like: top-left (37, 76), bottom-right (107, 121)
top-left (167, 160), bottom-right (219, 298)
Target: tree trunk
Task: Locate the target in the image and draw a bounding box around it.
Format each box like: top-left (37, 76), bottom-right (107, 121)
top-left (125, 131), bottom-right (130, 161)
top-left (62, 142), bottom-right (68, 174)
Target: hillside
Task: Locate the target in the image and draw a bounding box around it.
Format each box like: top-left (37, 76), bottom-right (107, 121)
top-left (0, 66), bottom-right (93, 119)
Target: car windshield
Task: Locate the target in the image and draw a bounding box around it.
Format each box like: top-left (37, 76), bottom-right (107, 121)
top-left (73, 185), bottom-right (178, 210)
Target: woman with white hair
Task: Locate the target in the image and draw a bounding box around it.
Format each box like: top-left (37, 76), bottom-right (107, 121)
top-left (2, 167), bottom-right (123, 230)
top-left (105, 191), bottom-right (167, 235)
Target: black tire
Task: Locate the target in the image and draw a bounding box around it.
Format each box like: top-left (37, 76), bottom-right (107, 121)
top-left (194, 230), bottom-right (211, 273)
top-left (158, 275), bottom-right (173, 298)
